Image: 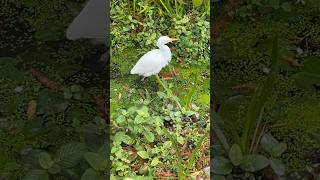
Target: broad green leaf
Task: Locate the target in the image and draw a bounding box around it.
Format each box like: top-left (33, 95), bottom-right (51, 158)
top-left (84, 152), bottom-right (105, 171)
top-left (113, 132), bottom-right (134, 145)
top-left (48, 164), bottom-right (61, 174)
top-left (197, 93), bottom-right (210, 105)
top-left (310, 132), bottom-right (320, 144)
top-left (163, 141), bottom-right (172, 149)
top-left (228, 144), bottom-right (243, 166)
top-left (136, 106), bottom-right (149, 117)
top-left (98, 143), bottom-right (109, 159)
top-left (38, 152), bottom-right (54, 169)
top-left (143, 130), bottom-right (155, 143)
top-left (70, 85), bottom-right (81, 92)
top-left (81, 168), bottom-right (104, 180)
top-left (137, 151), bottom-right (149, 159)
top-left (271, 143), bottom-right (287, 158)
top-left (23, 169), bottom-right (49, 180)
top-left (212, 156), bottom-right (233, 175)
top-left (302, 56), bottom-right (320, 74)
top-left (261, 133), bottom-right (278, 154)
top-left (150, 157), bottom-right (159, 166)
top-left (240, 154), bottom-right (269, 172)
top-left (270, 158), bottom-right (285, 176)
top-left (193, 0), bottom-right (203, 7)
top-left (177, 136), bottom-right (185, 145)
top-left (134, 115), bottom-right (145, 124)
top-left (115, 115), bottom-right (126, 125)
top-left (55, 142), bottom-right (86, 168)
top-left (292, 72), bottom-right (320, 92)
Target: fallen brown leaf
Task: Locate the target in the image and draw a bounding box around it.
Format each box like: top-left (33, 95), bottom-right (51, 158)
top-left (92, 96), bottom-right (107, 117)
top-left (121, 83), bottom-right (129, 90)
top-left (27, 100), bottom-right (37, 120)
top-left (284, 56), bottom-right (303, 67)
top-left (232, 82), bottom-right (256, 91)
top-left (30, 68), bottom-right (63, 91)
top-left (138, 89), bottom-right (145, 99)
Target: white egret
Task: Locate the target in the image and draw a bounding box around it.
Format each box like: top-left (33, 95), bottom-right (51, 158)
top-left (66, 0), bottom-right (109, 66)
top-left (130, 36), bottom-right (177, 82)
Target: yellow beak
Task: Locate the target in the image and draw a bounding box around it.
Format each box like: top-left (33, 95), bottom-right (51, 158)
top-left (170, 38), bottom-right (178, 42)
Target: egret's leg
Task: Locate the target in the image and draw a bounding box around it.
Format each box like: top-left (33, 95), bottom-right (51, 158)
top-left (169, 65), bottom-right (175, 77)
top-left (156, 74), bottom-right (182, 109)
top-left (156, 74), bottom-right (171, 94)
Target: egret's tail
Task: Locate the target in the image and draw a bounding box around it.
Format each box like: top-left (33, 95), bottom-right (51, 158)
top-left (130, 66), bottom-right (137, 74)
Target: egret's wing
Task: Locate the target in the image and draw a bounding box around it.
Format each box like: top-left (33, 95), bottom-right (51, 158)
top-left (66, 0), bottom-right (109, 42)
top-left (130, 50), bottom-right (167, 75)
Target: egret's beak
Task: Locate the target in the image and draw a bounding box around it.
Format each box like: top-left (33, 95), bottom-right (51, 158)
top-left (170, 38), bottom-right (178, 42)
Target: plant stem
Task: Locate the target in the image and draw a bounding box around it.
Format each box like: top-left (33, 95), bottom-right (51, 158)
top-left (240, 34), bottom-right (280, 153)
top-left (156, 74), bottom-right (182, 109)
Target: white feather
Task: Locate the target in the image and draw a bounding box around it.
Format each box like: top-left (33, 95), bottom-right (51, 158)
top-left (131, 49), bottom-right (169, 76)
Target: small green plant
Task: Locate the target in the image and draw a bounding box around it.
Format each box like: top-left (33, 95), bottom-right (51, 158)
top-left (213, 35), bottom-right (287, 179)
top-left (212, 131), bottom-right (287, 179)
top-left (23, 142), bottom-right (87, 180)
top-left (111, 90), bottom-right (209, 178)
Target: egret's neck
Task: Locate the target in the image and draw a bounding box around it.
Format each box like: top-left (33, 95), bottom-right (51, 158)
top-left (157, 44), bottom-right (171, 62)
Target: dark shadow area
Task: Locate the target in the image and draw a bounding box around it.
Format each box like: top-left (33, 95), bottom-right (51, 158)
top-left (0, 0), bottom-right (109, 179)
top-left (211, 0), bottom-right (320, 179)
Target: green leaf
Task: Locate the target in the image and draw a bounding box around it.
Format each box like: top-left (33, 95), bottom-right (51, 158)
top-left (63, 88), bottom-right (73, 99)
top-left (38, 152), bottom-right (54, 169)
top-left (270, 158), bottom-right (285, 176)
top-left (48, 164), bottom-right (61, 174)
top-left (81, 168), bottom-right (104, 180)
top-left (177, 136), bottom-right (185, 145)
top-left (70, 85), bottom-right (82, 92)
top-left (84, 152), bottom-right (105, 171)
top-left (143, 130), bottom-right (155, 143)
top-left (197, 93), bottom-right (210, 106)
top-left (310, 132), bottom-right (320, 145)
top-left (98, 143), bottom-right (109, 160)
top-left (150, 157), bottom-right (159, 166)
top-left (24, 169), bottom-right (49, 180)
top-left (271, 143), bottom-right (287, 157)
top-left (261, 133), bottom-right (278, 153)
top-left (137, 151), bottom-right (149, 159)
top-left (113, 132), bottom-right (134, 145)
top-left (240, 154), bottom-right (269, 172)
top-left (212, 156), bottom-right (233, 175)
top-left (115, 115), bottom-right (126, 125)
top-left (55, 142), bottom-right (86, 168)
top-left (192, 0), bottom-right (203, 7)
top-left (228, 144), bottom-right (243, 166)
top-left (163, 141), bottom-right (172, 149)
top-left (292, 72), bottom-right (320, 92)
top-left (302, 56), bottom-right (320, 74)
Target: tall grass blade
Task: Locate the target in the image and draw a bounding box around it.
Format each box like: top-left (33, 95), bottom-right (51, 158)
top-left (163, 128), bottom-right (185, 179)
top-left (185, 135), bottom-right (207, 176)
top-left (158, 0), bottom-right (172, 16)
top-left (183, 87), bottom-right (197, 110)
top-left (240, 34), bottom-right (280, 153)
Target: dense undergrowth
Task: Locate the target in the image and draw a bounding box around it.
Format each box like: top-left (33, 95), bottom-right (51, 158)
top-left (1, 0), bottom-right (108, 179)
top-left (212, 0), bottom-right (320, 179)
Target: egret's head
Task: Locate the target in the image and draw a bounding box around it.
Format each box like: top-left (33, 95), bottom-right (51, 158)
top-left (157, 36), bottom-right (178, 46)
